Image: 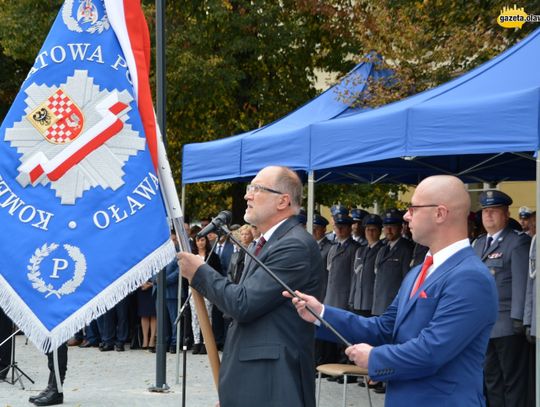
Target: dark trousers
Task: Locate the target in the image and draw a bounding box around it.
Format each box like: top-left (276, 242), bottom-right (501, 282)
top-left (46, 343), bottom-right (68, 384)
top-left (85, 320), bottom-right (101, 345)
top-left (166, 299), bottom-right (178, 346)
top-left (0, 308), bottom-right (12, 373)
top-left (484, 335), bottom-right (528, 407)
top-left (100, 297), bottom-right (129, 345)
top-left (212, 306), bottom-right (225, 346)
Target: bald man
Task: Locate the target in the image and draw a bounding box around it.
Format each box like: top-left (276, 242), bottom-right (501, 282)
top-left (286, 175), bottom-right (498, 407)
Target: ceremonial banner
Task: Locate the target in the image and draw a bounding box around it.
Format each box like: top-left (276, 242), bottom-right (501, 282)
top-left (0, 0), bottom-right (176, 352)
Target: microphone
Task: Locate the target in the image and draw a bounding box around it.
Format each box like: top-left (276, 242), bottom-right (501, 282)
top-left (196, 210), bottom-right (232, 238)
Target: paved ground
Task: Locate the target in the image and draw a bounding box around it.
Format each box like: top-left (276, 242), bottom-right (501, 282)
top-left (1, 336), bottom-right (385, 407)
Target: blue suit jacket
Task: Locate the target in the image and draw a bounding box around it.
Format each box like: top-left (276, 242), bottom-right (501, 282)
top-left (318, 246), bottom-right (498, 407)
top-left (152, 259), bottom-right (179, 300)
top-left (217, 240), bottom-right (234, 276)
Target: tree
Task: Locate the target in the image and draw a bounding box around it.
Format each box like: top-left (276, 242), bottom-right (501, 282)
top-left (152, 0), bottom-right (363, 221)
top-left (347, 0), bottom-right (537, 108)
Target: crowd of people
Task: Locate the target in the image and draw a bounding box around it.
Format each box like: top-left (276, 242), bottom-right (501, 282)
top-left (1, 165), bottom-right (538, 407)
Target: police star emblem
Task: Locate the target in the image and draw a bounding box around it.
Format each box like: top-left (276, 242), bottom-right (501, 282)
top-left (5, 70), bottom-right (146, 205)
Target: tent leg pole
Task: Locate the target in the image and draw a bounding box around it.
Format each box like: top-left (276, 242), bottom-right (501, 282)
top-left (307, 171), bottom-right (315, 234)
top-left (181, 184), bottom-right (186, 214)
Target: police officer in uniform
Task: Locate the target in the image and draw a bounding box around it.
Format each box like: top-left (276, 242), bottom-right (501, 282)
top-left (351, 208), bottom-right (369, 246)
top-left (29, 344), bottom-right (68, 406)
top-left (311, 213), bottom-right (333, 301)
top-left (473, 190), bottom-right (530, 407)
top-left (371, 209), bottom-right (413, 316)
top-left (348, 214), bottom-right (384, 317)
top-left (324, 209), bottom-right (359, 310)
top-left (518, 206), bottom-right (533, 236)
top-left (524, 233), bottom-right (536, 407)
top-left (324, 208), bottom-right (359, 365)
top-left (311, 213), bottom-right (335, 366)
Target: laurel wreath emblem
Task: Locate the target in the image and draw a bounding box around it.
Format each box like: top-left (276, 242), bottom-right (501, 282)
top-left (27, 243), bottom-right (87, 299)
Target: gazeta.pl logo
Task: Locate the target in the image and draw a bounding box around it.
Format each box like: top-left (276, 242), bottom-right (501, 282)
top-left (498, 5), bottom-right (540, 29)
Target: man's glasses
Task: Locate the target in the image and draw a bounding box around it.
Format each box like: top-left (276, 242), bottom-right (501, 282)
top-left (246, 184), bottom-right (284, 195)
top-left (406, 204), bottom-right (439, 214)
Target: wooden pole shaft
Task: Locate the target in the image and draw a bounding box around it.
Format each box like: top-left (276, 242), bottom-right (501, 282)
top-left (191, 288), bottom-right (220, 388)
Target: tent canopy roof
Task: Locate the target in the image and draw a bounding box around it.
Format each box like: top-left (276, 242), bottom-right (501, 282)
top-left (182, 28), bottom-right (540, 185)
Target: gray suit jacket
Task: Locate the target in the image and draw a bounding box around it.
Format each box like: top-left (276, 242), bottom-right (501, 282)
top-left (473, 227), bottom-right (530, 338)
top-left (349, 240), bottom-right (384, 312)
top-left (371, 238), bottom-right (413, 315)
top-left (324, 237), bottom-right (359, 309)
top-left (317, 236), bottom-right (334, 301)
top-left (191, 216), bottom-right (322, 407)
top-left (523, 235), bottom-right (536, 336)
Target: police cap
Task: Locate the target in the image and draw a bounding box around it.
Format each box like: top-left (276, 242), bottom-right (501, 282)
top-left (333, 213), bottom-right (353, 225)
top-left (479, 190), bottom-right (513, 208)
top-left (382, 208), bottom-right (403, 225)
top-left (351, 208), bottom-right (369, 222)
top-left (519, 206), bottom-right (532, 219)
top-left (362, 214), bottom-right (382, 228)
top-left (313, 214), bottom-right (329, 227)
top-left (330, 204), bottom-right (349, 217)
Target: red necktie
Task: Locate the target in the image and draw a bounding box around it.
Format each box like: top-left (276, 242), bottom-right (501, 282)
top-left (254, 236), bottom-right (266, 256)
top-left (410, 255), bottom-right (433, 298)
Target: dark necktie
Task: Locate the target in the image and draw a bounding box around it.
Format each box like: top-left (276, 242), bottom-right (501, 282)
top-left (410, 255), bottom-right (433, 298)
top-left (254, 236), bottom-right (266, 256)
top-left (482, 236), bottom-right (493, 256)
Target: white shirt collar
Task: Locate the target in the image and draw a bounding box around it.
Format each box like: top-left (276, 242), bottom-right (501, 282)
top-left (388, 237), bottom-right (401, 248)
top-left (261, 218), bottom-right (288, 243)
top-left (425, 238), bottom-right (470, 277)
top-left (487, 229), bottom-right (503, 243)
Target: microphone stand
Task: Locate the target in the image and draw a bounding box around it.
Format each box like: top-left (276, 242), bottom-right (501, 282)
top-left (218, 225), bottom-right (352, 347)
top-left (172, 237), bottom-right (220, 406)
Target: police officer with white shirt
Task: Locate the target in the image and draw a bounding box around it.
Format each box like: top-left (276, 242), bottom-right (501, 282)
top-left (473, 190), bottom-right (530, 407)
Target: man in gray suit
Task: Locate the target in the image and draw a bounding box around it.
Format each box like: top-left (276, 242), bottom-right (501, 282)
top-left (473, 190), bottom-right (530, 407)
top-left (180, 166), bottom-right (321, 407)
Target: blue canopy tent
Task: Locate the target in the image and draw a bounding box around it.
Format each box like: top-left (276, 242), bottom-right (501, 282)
top-left (182, 28), bottom-right (540, 187)
top-left (181, 59), bottom-right (391, 183)
top-left (309, 27), bottom-right (540, 184)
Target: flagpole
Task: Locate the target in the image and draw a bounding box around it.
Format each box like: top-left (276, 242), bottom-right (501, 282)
top-left (153, 0), bottom-right (220, 391)
top-left (153, 0), bottom-right (169, 391)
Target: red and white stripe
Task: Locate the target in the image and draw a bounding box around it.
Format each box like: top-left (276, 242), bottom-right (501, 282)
top-left (104, 0), bottom-right (158, 170)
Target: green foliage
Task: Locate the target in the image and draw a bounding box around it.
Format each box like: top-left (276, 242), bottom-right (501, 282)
top-left (0, 0), bottom-right (60, 62)
top-left (157, 0), bottom-right (361, 218)
top-left (314, 183), bottom-right (408, 212)
top-left (346, 0), bottom-right (537, 108)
